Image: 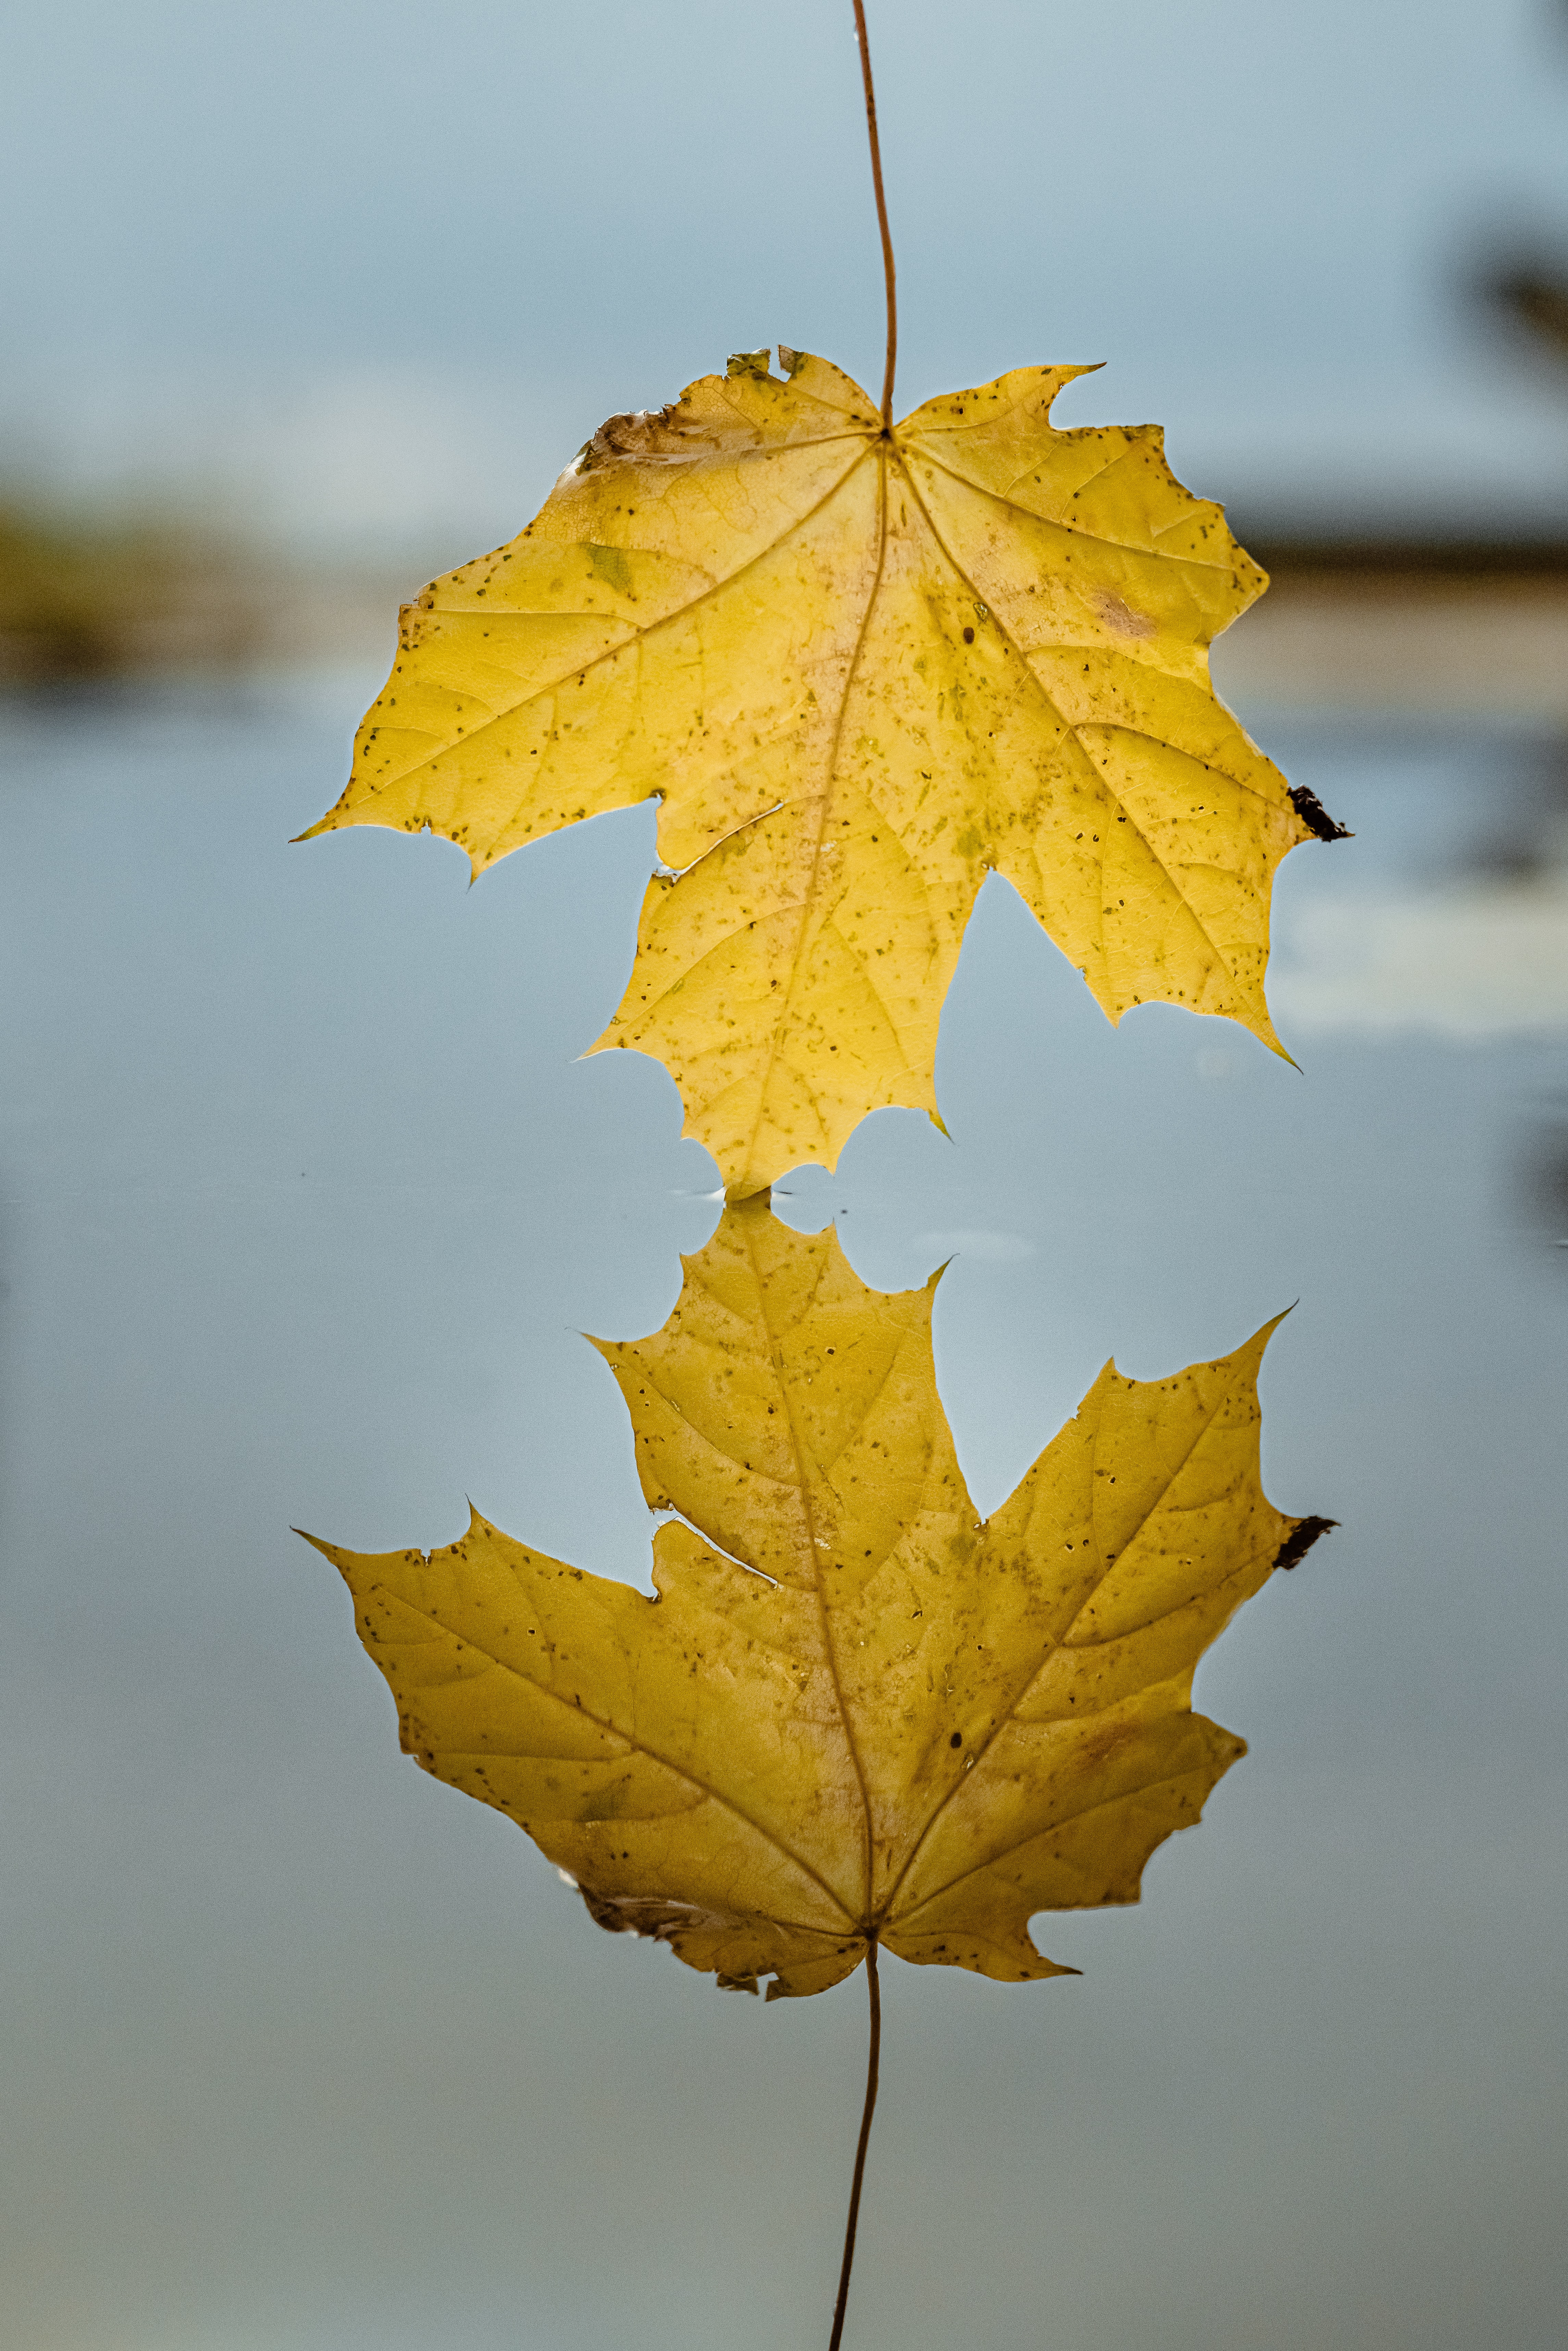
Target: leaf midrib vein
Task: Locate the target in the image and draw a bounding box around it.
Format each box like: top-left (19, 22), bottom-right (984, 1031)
top-left (730, 441), bottom-right (892, 1192)
top-left (737, 1214), bottom-right (880, 1922)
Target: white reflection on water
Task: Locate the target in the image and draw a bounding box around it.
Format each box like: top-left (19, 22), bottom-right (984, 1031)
top-left (1274, 877), bottom-right (1568, 1037)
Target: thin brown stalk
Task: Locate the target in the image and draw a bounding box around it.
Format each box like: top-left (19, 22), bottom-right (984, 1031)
top-left (850, 0), bottom-right (898, 429)
top-left (827, 1939), bottom-right (882, 2351)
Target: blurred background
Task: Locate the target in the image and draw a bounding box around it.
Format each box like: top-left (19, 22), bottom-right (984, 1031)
top-left (2, 6), bottom-right (1566, 2350)
top-left (4, 0), bottom-right (1568, 688)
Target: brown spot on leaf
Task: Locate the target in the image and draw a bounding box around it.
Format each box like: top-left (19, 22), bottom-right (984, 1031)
top-left (1094, 591), bottom-right (1157, 639)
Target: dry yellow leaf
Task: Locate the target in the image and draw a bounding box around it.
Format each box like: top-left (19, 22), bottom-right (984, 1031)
top-left (303, 350), bottom-right (1339, 1198)
top-left (307, 1199), bottom-right (1322, 1997)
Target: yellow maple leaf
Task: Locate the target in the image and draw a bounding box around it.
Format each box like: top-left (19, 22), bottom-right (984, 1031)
top-left (302, 350), bottom-right (1337, 1199)
top-left (305, 1199), bottom-right (1322, 1998)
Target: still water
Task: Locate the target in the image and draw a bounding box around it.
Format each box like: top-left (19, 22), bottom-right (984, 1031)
top-left (1, 672), bottom-right (1564, 2350)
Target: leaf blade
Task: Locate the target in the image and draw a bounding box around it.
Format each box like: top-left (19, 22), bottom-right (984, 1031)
top-left (308, 354), bottom-right (1332, 1191)
top-left (310, 1208), bottom-right (1316, 1997)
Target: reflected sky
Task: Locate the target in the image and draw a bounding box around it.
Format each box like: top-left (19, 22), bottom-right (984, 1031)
top-left (0, 674), bottom-right (1564, 2347)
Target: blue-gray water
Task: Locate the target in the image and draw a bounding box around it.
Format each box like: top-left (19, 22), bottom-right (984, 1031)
top-left (1, 673), bottom-right (1564, 2350)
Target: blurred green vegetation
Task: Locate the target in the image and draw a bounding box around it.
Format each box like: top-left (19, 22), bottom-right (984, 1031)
top-left (0, 504), bottom-right (272, 684)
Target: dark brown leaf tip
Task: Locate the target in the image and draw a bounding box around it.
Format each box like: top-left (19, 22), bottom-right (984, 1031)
top-left (1287, 785), bottom-right (1353, 843)
top-left (1272, 1514), bottom-right (1338, 1572)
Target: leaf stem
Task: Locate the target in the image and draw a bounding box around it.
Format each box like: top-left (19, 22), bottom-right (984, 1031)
top-left (827, 1938), bottom-right (882, 2351)
top-left (850, 0), bottom-right (898, 430)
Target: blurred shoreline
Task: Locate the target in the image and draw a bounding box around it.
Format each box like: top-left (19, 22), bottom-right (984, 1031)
top-left (2, 499), bottom-right (1565, 717)
top-left (1220, 536), bottom-right (1568, 718)
top-left (0, 503), bottom-right (409, 689)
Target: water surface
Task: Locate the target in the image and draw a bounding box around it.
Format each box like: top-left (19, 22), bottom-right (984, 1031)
top-left (1, 675), bottom-right (1563, 2351)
